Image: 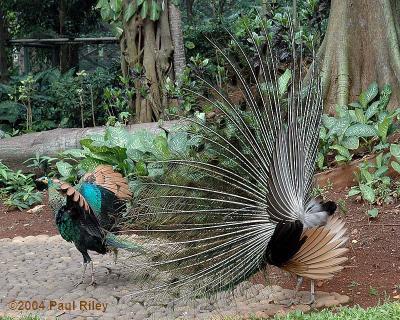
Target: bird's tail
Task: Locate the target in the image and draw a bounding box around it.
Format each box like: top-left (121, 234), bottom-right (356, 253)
top-left (282, 216), bottom-right (349, 279)
top-left (105, 233), bottom-right (144, 253)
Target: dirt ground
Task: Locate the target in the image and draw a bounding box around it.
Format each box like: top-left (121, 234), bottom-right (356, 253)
top-left (1, 189), bottom-right (399, 309)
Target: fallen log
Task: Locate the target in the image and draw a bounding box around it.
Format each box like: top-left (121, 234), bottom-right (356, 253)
top-left (0, 121), bottom-right (180, 171)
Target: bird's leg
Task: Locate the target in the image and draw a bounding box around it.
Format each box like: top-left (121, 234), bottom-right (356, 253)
top-left (287, 276), bottom-right (303, 307)
top-left (74, 261), bottom-right (88, 287)
top-left (88, 261), bottom-right (96, 286)
top-left (305, 280), bottom-right (316, 305)
top-left (113, 248), bottom-right (118, 265)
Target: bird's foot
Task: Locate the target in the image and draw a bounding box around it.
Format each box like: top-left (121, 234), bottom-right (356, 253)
top-left (286, 297), bottom-right (299, 307)
top-left (88, 279), bottom-right (97, 287)
top-left (74, 279), bottom-right (84, 288)
top-left (304, 297), bottom-right (315, 306)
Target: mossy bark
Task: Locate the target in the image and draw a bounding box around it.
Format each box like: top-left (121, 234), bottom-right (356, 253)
top-left (315, 0), bottom-right (400, 112)
top-left (120, 0), bottom-right (182, 123)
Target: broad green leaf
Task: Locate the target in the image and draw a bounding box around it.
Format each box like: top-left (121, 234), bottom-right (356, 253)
top-left (168, 132), bottom-right (189, 155)
top-left (110, 0), bottom-right (122, 13)
top-left (56, 161), bottom-right (73, 177)
top-left (100, 2), bottom-right (112, 20)
top-left (375, 153), bottom-right (383, 167)
top-left (348, 188), bottom-right (361, 197)
top-left (153, 135), bottom-right (170, 159)
top-left (149, 0), bottom-right (161, 21)
top-left (137, 0), bottom-right (145, 5)
top-left (345, 124), bottom-right (377, 137)
top-left (374, 165), bottom-right (388, 178)
top-left (140, 0), bottom-right (149, 18)
top-left (377, 117), bottom-right (391, 141)
top-left (367, 208), bottom-right (378, 218)
top-left (124, 2), bottom-right (137, 22)
top-left (354, 108), bottom-right (365, 123)
top-left (349, 102), bottom-right (362, 109)
top-left (110, 21), bottom-right (123, 37)
top-left (365, 101), bottom-right (380, 120)
top-left (330, 145), bottom-right (351, 158)
top-left (341, 136), bottom-right (359, 150)
top-left (104, 126), bottom-right (129, 147)
top-left (96, 0), bottom-right (107, 9)
top-left (391, 161), bottom-right (400, 174)
top-left (329, 117), bottom-right (350, 137)
top-left (278, 69), bottom-right (291, 96)
top-left (360, 168), bottom-right (373, 183)
top-left (359, 82), bottom-right (378, 108)
top-left (360, 184), bottom-right (375, 203)
top-left (127, 130), bottom-right (156, 154)
top-left (135, 160), bottom-right (147, 176)
top-left (390, 144), bottom-right (400, 161)
top-left (147, 162), bottom-right (164, 177)
top-left (335, 154), bottom-right (348, 163)
top-left (317, 152), bottom-right (324, 169)
top-left (60, 149), bottom-right (86, 158)
top-left (321, 115), bottom-right (336, 129)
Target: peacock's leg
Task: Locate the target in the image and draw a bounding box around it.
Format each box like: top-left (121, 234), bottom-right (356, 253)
top-left (286, 276), bottom-right (303, 307)
top-left (113, 248), bottom-right (118, 264)
top-left (88, 261), bottom-right (96, 286)
top-left (305, 280), bottom-right (315, 305)
top-left (74, 254), bottom-right (90, 287)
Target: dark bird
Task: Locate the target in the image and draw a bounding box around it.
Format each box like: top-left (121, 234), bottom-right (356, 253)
top-left (37, 165), bottom-right (142, 286)
top-left (132, 25), bottom-right (348, 305)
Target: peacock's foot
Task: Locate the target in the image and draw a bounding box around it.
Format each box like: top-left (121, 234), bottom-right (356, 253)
top-left (304, 297), bottom-right (315, 306)
top-left (88, 279), bottom-right (97, 287)
top-left (74, 279), bottom-right (84, 288)
top-left (286, 297), bottom-right (300, 307)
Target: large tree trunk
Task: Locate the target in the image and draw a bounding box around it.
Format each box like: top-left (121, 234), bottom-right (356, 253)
top-left (316, 0), bottom-right (400, 112)
top-left (169, 2), bottom-right (186, 81)
top-left (120, 0), bottom-right (175, 123)
top-left (0, 9), bottom-right (9, 83)
top-left (0, 121), bottom-right (181, 171)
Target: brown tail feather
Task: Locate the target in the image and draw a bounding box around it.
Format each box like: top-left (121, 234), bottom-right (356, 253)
top-left (282, 216), bottom-right (348, 280)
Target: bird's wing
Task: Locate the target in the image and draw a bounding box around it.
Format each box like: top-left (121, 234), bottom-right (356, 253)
top-left (59, 182), bottom-right (101, 232)
top-left (82, 165), bottom-right (132, 200)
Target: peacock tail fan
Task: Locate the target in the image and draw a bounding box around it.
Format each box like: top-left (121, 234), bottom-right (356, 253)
top-left (123, 15), bottom-right (326, 302)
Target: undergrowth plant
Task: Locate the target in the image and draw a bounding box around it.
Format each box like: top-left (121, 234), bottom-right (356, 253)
top-left (348, 143), bottom-right (400, 217)
top-left (0, 161), bottom-right (42, 210)
top-left (318, 82), bottom-right (399, 170)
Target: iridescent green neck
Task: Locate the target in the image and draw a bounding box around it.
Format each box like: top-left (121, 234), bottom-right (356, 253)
top-left (48, 179), bottom-right (66, 214)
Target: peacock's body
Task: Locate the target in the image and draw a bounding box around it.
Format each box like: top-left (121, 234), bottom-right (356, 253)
top-left (130, 23), bottom-right (349, 305)
top-left (39, 165), bottom-right (141, 285)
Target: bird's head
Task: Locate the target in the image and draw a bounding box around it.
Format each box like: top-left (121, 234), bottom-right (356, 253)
top-left (35, 176), bottom-right (50, 191)
top-left (35, 176), bottom-right (60, 191)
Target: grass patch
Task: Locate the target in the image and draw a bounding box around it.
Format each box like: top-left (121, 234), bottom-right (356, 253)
top-left (272, 302), bottom-right (400, 320)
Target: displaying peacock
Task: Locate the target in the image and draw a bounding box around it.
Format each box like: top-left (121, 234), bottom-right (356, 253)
top-left (37, 165), bottom-right (142, 286)
top-left (129, 22), bottom-right (349, 305)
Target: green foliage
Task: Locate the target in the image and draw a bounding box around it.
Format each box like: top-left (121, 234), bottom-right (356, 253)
top-left (348, 142), bottom-right (400, 209)
top-left (54, 123), bottom-right (199, 194)
top-left (0, 161), bottom-right (42, 210)
top-left (318, 83), bottom-right (399, 170)
top-left (0, 67), bottom-right (120, 133)
top-left (270, 302), bottom-right (400, 320)
top-left (96, 0), bottom-right (163, 37)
